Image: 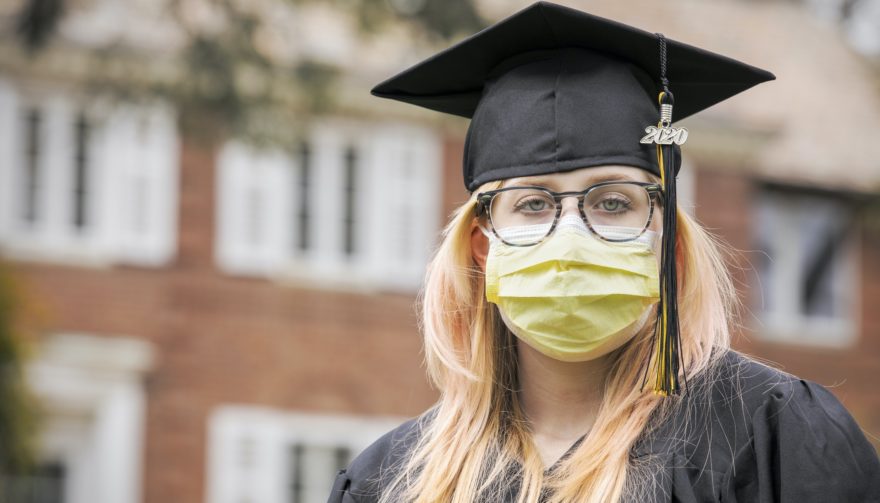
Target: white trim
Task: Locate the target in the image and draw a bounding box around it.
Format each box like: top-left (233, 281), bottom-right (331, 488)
top-left (25, 333), bottom-right (154, 503)
top-left (0, 78), bottom-right (18, 244)
top-left (215, 142), bottom-right (294, 275)
top-left (675, 156), bottom-right (697, 217)
top-left (107, 105), bottom-right (181, 267)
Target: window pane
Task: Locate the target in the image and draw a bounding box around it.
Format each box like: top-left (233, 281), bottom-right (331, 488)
top-left (1, 461), bottom-right (66, 503)
top-left (290, 444), bottom-right (350, 503)
top-left (246, 186), bottom-right (264, 246)
top-left (73, 112), bottom-right (90, 231)
top-left (297, 141), bottom-right (311, 252)
top-left (796, 196), bottom-right (851, 317)
top-left (342, 145), bottom-right (357, 257)
top-left (396, 147), bottom-right (414, 261)
top-left (755, 196), bottom-right (777, 314)
top-left (22, 107), bottom-right (41, 225)
top-left (131, 174), bottom-right (150, 235)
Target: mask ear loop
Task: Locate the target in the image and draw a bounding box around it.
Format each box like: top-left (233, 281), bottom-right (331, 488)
top-left (640, 33), bottom-right (686, 397)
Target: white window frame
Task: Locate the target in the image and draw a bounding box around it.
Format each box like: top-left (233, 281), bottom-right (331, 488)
top-left (206, 406), bottom-right (404, 503)
top-left (101, 103), bottom-right (180, 267)
top-left (25, 333), bottom-right (154, 503)
top-left (215, 142), bottom-right (294, 275)
top-left (753, 188), bottom-right (860, 347)
top-left (675, 156), bottom-right (697, 217)
top-left (215, 117), bottom-right (442, 291)
top-left (0, 76), bottom-right (179, 268)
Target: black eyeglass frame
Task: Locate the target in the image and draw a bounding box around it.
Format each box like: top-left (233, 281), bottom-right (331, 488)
top-left (475, 181), bottom-right (664, 246)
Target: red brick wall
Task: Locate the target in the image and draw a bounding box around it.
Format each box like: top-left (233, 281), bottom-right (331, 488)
top-left (441, 135), bottom-right (471, 225)
top-left (176, 137), bottom-right (218, 271)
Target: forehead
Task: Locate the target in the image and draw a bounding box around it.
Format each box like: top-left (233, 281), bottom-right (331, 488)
top-left (501, 165), bottom-right (652, 190)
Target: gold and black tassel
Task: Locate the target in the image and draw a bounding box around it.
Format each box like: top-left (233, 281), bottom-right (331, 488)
top-left (640, 34), bottom-right (687, 396)
top-left (652, 92), bottom-right (684, 396)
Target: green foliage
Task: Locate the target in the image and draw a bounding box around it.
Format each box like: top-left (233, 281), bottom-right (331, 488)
top-left (405, 0), bottom-right (486, 40)
top-left (0, 264), bottom-right (39, 477)
top-left (169, 1), bottom-right (282, 141)
top-left (162, 0), bottom-right (345, 144)
top-left (294, 59), bottom-right (341, 113)
top-left (294, 0), bottom-right (486, 40)
top-left (14, 0), bottom-right (64, 51)
top-left (10, 0), bottom-right (483, 146)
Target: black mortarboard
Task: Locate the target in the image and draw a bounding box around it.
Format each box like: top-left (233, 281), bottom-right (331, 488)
top-left (372, 1), bottom-right (775, 191)
top-left (371, 1), bottom-right (775, 396)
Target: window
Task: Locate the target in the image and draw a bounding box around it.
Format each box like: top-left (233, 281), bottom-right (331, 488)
top-left (21, 107), bottom-right (42, 227)
top-left (342, 144), bottom-right (358, 258)
top-left (296, 141), bottom-right (312, 252)
top-left (0, 462), bottom-right (65, 503)
top-left (754, 187), bottom-right (859, 346)
top-left (206, 407), bottom-right (402, 503)
top-left (375, 124), bottom-right (442, 288)
top-left (0, 78), bottom-right (179, 267)
top-left (674, 157), bottom-right (696, 217)
top-left (72, 112), bottom-right (90, 231)
top-left (216, 119), bottom-right (442, 290)
top-left (289, 444), bottom-right (351, 503)
top-left (103, 105), bottom-right (180, 266)
top-left (21, 333), bottom-right (153, 503)
top-left (7, 96), bottom-right (99, 244)
top-left (216, 142), bottom-right (293, 275)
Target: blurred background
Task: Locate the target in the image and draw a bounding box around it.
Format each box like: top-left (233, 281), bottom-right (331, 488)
top-left (0, 0), bottom-right (878, 502)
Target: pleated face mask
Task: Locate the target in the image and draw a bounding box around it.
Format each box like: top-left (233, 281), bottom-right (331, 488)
top-left (485, 215), bottom-right (661, 362)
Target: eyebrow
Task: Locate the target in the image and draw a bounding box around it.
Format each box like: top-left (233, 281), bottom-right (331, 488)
top-left (505, 172), bottom-right (645, 190)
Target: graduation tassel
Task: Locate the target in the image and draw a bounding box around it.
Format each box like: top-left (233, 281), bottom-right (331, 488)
top-left (639, 34), bottom-right (688, 396)
top-left (652, 93), bottom-right (683, 396)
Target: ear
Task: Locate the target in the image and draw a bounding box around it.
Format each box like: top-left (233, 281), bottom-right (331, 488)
top-left (471, 221), bottom-right (489, 272)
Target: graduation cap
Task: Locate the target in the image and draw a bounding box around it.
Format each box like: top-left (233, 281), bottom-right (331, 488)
top-left (371, 1), bottom-right (775, 395)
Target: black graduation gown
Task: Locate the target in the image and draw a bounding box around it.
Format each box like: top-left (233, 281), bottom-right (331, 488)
top-left (327, 350), bottom-right (880, 502)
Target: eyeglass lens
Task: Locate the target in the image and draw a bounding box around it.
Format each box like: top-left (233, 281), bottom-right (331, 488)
top-left (489, 184), bottom-right (653, 245)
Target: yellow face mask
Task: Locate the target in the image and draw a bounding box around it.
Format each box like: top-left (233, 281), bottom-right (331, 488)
top-left (485, 216), bottom-right (660, 362)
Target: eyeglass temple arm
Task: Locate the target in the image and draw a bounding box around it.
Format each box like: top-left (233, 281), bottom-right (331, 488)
top-left (474, 195), bottom-right (492, 217)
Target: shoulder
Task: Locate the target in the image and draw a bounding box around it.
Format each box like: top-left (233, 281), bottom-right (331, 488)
top-left (327, 414), bottom-right (427, 503)
top-left (347, 415), bottom-right (424, 483)
top-left (639, 350), bottom-right (799, 455)
top-left (706, 350), bottom-right (880, 501)
top-left (708, 349), bottom-right (868, 430)
top-left (703, 349), bottom-right (875, 450)
top-left (706, 348), bottom-right (805, 417)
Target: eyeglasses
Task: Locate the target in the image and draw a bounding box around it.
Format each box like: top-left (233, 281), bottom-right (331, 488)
top-left (476, 181), bottom-right (663, 246)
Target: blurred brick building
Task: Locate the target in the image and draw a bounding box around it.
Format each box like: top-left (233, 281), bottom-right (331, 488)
top-left (0, 1), bottom-right (877, 503)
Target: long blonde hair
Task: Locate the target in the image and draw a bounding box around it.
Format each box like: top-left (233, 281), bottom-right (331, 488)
top-left (380, 176), bottom-right (739, 503)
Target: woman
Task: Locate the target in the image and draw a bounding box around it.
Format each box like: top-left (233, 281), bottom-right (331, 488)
top-left (328, 2), bottom-right (880, 502)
